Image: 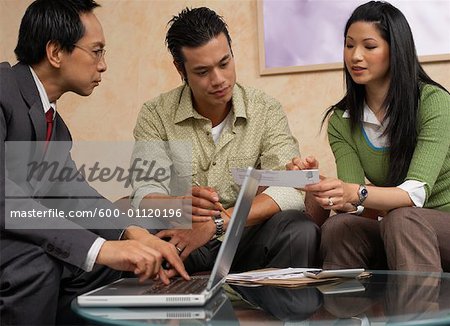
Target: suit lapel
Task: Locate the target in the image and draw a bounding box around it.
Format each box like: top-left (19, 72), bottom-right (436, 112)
top-left (33, 113), bottom-right (73, 197)
top-left (12, 63), bottom-right (47, 141)
top-left (29, 103), bottom-right (47, 142)
top-left (12, 64), bottom-right (72, 195)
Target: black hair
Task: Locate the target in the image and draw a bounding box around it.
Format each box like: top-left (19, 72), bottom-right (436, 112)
top-left (324, 1), bottom-right (447, 186)
top-left (165, 7), bottom-right (232, 79)
top-left (14, 0), bottom-right (100, 65)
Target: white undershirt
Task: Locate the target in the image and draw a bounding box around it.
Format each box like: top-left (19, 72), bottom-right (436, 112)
top-left (211, 111), bottom-right (232, 144)
top-left (29, 66), bottom-right (104, 272)
top-left (342, 104), bottom-right (426, 207)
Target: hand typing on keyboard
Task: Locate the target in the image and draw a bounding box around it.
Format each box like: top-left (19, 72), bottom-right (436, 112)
top-left (121, 226), bottom-right (190, 284)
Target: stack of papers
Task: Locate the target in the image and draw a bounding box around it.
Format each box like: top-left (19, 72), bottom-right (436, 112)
top-left (226, 268), bottom-right (334, 288)
top-left (226, 268), bottom-right (369, 288)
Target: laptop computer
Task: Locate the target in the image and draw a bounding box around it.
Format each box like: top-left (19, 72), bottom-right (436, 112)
top-left (77, 167), bottom-right (260, 307)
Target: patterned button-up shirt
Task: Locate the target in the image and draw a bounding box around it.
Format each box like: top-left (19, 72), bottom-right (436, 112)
top-left (131, 83), bottom-right (304, 211)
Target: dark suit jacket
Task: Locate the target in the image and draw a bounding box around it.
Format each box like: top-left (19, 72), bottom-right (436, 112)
top-left (0, 62), bottom-right (121, 269)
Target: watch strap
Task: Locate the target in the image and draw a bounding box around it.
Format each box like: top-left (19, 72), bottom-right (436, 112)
top-left (212, 216), bottom-right (224, 238)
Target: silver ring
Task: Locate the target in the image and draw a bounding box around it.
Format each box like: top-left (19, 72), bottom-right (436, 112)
top-left (175, 246), bottom-right (183, 254)
top-left (328, 197), bottom-right (334, 206)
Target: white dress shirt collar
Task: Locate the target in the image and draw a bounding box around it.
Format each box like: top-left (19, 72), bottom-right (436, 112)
top-left (29, 66), bottom-right (57, 118)
top-left (342, 103), bottom-right (389, 127)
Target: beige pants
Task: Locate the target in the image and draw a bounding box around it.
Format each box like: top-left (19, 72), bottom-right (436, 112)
top-left (320, 207), bottom-right (450, 272)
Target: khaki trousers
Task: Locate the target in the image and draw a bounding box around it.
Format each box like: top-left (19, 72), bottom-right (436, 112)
top-left (320, 207), bottom-right (450, 272)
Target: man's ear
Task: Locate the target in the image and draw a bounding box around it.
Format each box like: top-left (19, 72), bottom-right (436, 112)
top-left (46, 41), bottom-right (63, 68)
top-left (173, 61), bottom-right (187, 83)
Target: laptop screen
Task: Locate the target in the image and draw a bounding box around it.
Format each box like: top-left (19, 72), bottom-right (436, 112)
top-left (207, 167), bottom-right (260, 290)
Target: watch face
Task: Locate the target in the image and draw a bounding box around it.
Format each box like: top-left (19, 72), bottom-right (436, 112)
top-left (357, 185), bottom-right (368, 206)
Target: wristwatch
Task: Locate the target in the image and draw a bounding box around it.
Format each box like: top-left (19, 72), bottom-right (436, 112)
top-left (354, 184), bottom-right (368, 207)
top-left (212, 216), bottom-right (225, 238)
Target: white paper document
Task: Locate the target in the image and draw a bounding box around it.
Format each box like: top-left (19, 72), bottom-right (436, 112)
top-left (231, 168), bottom-right (319, 187)
top-left (227, 268), bottom-right (321, 282)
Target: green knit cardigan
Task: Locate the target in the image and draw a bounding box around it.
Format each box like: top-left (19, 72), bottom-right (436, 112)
top-left (328, 84), bottom-right (450, 212)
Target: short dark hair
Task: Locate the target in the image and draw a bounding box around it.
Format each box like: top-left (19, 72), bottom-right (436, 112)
top-left (165, 7), bottom-right (232, 78)
top-left (14, 0), bottom-right (100, 65)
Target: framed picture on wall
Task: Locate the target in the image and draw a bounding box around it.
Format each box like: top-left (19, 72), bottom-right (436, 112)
top-left (257, 0), bottom-right (450, 75)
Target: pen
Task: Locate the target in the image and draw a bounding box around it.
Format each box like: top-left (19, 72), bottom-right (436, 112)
top-left (193, 181), bottom-right (231, 219)
top-left (215, 202), bottom-right (232, 219)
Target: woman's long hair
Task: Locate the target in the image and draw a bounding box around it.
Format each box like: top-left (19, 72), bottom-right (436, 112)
top-left (325, 1), bottom-right (446, 186)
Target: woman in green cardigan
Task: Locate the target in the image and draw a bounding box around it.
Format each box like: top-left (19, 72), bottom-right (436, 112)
top-left (288, 1), bottom-right (450, 272)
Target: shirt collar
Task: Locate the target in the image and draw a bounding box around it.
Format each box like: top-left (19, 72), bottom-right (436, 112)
top-left (174, 83), bottom-right (247, 124)
top-left (174, 85), bottom-right (200, 123)
top-left (230, 84), bottom-right (247, 119)
top-left (29, 66), bottom-right (56, 118)
top-left (342, 103), bottom-right (386, 127)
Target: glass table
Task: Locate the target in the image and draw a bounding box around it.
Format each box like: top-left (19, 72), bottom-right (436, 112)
top-left (72, 270), bottom-right (450, 325)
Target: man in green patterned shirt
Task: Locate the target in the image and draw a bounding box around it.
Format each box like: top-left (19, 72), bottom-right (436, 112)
top-left (131, 7), bottom-right (320, 273)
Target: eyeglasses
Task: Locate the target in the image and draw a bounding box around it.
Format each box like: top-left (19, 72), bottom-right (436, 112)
top-left (73, 44), bottom-right (106, 62)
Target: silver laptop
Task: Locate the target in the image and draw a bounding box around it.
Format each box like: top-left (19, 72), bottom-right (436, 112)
top-left (78, 167), bottom-right (260, 307)
top-left (78, 291), bottom-right (234, 323)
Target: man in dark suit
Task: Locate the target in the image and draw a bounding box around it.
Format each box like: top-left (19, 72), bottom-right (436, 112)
top-left (0, 1), bottom-right (189, 325)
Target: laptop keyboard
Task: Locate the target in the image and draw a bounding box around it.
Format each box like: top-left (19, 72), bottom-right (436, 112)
top-left (142, 277), bottom-right (209, 295)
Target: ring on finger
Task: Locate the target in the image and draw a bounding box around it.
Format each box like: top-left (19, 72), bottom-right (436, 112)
top-left (175, 246), bottom-right (183, 254)
top-left (328, 197), bottom-right (334, 206)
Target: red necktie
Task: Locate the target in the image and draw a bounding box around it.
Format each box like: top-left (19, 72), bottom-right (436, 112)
top-left (45, 108), bottom-right (54, 143)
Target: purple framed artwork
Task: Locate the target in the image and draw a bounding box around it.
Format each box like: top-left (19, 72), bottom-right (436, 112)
top-left (257, 0), bottom-right (450, 75)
